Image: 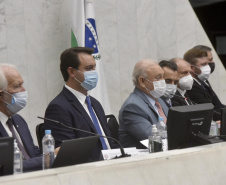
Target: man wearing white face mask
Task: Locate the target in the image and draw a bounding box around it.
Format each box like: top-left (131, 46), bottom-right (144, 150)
top-left (119, 59), bottom-right (169, 148)
top-left (184, 48), bottom-right (222, 121)
top-left (193, 45), bottom-right (226, 117)
top-left (170, 58), bottom-right (194, 106)
top-left (159, 60), bottom-right (179, 107)
top-left (0, 64), bottom-right (45, 172)
top-left (44, 47), bottom-right (117, 161)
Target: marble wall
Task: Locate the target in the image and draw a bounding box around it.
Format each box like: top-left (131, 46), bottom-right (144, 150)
top-left (0, 0), bottom-right (226, 143)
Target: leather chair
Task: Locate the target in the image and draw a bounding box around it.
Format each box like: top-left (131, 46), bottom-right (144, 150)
top-left (105, 114), bottom-right (119, 141)
top-left (36, 123), bottom-right (45, 152)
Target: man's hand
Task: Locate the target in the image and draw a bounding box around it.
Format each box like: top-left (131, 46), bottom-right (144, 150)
top-left (54, 147), bottom-right (60, 155)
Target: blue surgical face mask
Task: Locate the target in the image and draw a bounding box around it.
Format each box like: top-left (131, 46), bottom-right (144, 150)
top-left (3, 91), bottom-right (28, 114)
top-left (74, 70), bottom-right (98, 91)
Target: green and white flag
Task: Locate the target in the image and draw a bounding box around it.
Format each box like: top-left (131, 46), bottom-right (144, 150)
top-left (71, 0), bottom-right (111, 114)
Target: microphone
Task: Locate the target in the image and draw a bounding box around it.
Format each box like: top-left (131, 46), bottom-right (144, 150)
top-left (37, 116), bottom-right (130, 158)
top-left (165, 91), bottom-right (196, 105)
top-left (167, 92), bottom-right (222, 116)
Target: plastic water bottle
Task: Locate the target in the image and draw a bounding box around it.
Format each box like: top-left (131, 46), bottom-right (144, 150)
top-left (156, 117), bottom-right (168, 151)
top-left (42, 130), bottom-right (55, 169)
top-left (209, 120), bottom-right (219, 136)
top-left (14, 140), bottom-right (23, 174)
top-left (149, 124), bottom-right (162, 153)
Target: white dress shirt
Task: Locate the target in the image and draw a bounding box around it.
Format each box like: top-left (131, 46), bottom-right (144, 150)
top-left (65, 85), bottom-right (111, 149)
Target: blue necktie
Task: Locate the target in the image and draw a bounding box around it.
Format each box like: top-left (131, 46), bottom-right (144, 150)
top-left (86, 96), bottom-right (108, 150)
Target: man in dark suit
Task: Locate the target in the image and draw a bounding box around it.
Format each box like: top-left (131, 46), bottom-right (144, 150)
top-left (170, 58), bottom-right (194, 106)
top-left (44, 47), bottom-right (117, 161)
top-left (184, 48), bottom-right (224, 121)
top-left (192, 45), bottom-right (225, 115)
top-left (193, 45), bottom-right (215, 74)
top-left (119, 59), bottom-right (169, 148)
top-left (159, 60), bottom-right (179, 107)
top-left (0, 64), bottom-right (42, 172)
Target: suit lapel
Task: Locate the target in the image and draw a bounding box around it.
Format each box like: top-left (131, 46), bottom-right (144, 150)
top-left (194, 80), bottom-right (212, 101)
top-left (63, 87), bottom-right (97, 132)
top-left (134, 88), bottom-right (159, 117)
top-left (11, 116), bottom-right (31, 156)
top-left (0, 122), bottom-right (9, 137)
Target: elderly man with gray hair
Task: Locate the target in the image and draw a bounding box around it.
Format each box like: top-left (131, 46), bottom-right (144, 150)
top-left (0, 64), bottom-right (43, 172)
top-left (118, 59), bottom-right (169, 148)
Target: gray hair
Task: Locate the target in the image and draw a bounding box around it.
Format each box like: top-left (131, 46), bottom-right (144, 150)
top-left (0, 63), bottom-right (17, 90)
top-left (132, 59), bottom-right (155, 86)
top-left (0, 68), bottom-right (7, 90)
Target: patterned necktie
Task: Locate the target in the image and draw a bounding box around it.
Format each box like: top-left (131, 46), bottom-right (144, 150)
top-left (155, 100), bottom-right (167, 123)
top-left (85, 96), bottom-right (108, 150)
top-left (7, 118), bottom-right (30, 160)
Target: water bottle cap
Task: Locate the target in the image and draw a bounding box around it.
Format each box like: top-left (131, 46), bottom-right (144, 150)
top-left (158, 117), bottom-right (164, 122)
top-left (152, 124), bottom-right (158, 133)
top-left (45, 130), bottom-right (51, 134)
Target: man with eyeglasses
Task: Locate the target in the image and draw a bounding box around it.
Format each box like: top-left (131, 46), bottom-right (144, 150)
top-left (118, 59), bottom-right (169, 148)
top-left (184, 48), bottom-right (223, 121)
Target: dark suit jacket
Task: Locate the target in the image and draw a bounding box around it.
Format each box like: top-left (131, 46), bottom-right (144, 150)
top-left (204, 80), bottom-right (226, 110)
top-left (171, 91), bottom-right (193, 106)
top-left (0, 114), bottom-right (42, 172)
top-left (119, 88), bottom-right (169, 148)
top-left (186, 79), bottom-right (221, 121)
top-left (161, 97), bottom-right (171, 108)
top-left (44, 87), bottom-right (117, 161)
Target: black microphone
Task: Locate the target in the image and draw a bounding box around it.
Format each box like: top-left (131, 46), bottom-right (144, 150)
top-left (173, 94), bottom-right (196, 105)
top-left (37, 116), bottom-right (130, 158)
top-left (167, 92), bottom-right (222, 115)
top-left (166, 91), bottom-right (196, 105)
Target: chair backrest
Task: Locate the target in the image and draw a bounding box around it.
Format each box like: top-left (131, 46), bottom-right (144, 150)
top-left (105, 114), bottom-right (119, 141)
top-left (36, 123), bottom-right (45, 152)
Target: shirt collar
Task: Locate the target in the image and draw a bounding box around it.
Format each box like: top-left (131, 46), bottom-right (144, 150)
top-left (177, 87), bottom-right (186, 97)
top-left (193, 78), bottom-right (201, 86)
top-left (0, 111), bottom-right (9, 125)
top-left (143, 92), bottom-right (157, 107)
top-left (65, 85), bottom-right (87, 106)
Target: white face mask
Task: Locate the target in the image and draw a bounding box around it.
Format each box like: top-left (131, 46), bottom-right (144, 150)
top-left (144, 78), bottom-right (166, 98)
top-left (3, 91), bottom-right (28, 114)
top-left (179, 74), bottom-right (194, 90)
top-left (197, 65), bottom-right (211, 81)
top-left (164, 84), bottom-right (177, 99)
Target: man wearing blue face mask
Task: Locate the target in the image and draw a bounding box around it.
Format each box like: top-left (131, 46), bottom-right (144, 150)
top-left (184, 48), bottom-right (225, 121)
top-left (0, 64), bottom-right (44, 172)
top-left (44, 47), bottom-right (117, 161)
top-left (118, 59), bottom-right (169, 148)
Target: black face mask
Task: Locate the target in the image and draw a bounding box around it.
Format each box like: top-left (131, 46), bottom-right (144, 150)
top-left (208, 63), bottom-right (215, 74)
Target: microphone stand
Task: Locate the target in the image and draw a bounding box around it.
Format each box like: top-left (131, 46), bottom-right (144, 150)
top-left (38, 116), bottom-right (130, 158)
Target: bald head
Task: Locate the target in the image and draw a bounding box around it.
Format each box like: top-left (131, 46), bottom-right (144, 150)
top-left (0, 64), bottom-right (25, 94)
top-left (0, 67), bottom-right (7, 91)
top-left (132, 59), bottom-right (162, 86)
top-left (0, 64), bottom-right (26, 117)
top-left (170, 58), bottom-right (192, 79)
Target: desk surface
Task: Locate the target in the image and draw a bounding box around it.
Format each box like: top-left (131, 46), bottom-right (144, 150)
top-left (1, 142), bottom-right (226, 185)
